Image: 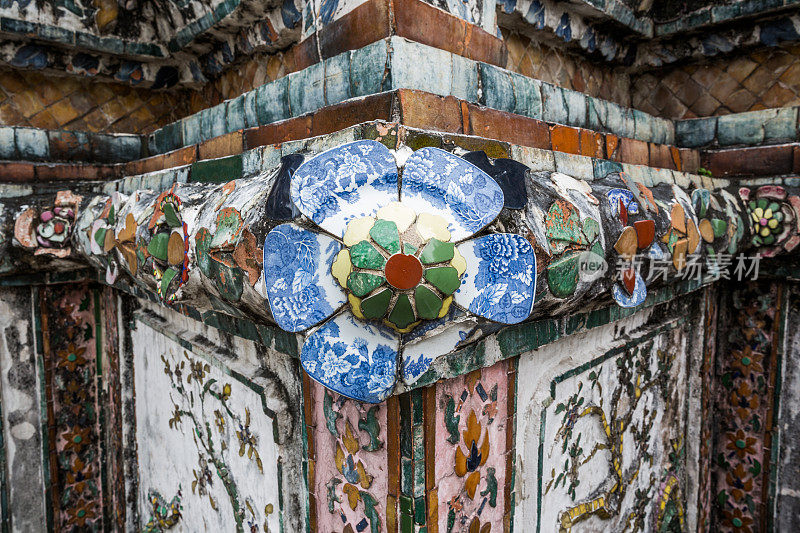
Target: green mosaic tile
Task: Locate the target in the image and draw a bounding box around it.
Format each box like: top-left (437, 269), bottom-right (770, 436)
top-left (347, 272), bottom-right (385, 297)
top-left (419, 238), bottom-right (454, 264)
top-left (361, 289), bottom-right (392, 319)
top-left (400, 495), bottom-right (413, 515)
top-left (414, 496), bottom-right (426, 525)
top-left (160, 267), bottom-right (179, 294)
top-left (546, 254), bottom-right (580, 298)
top-left (370, 219), bottom-right (401, 254)
top-left (414, 286), bottom-right (442, 320)
top-left (389, 294), bottom-right (415, 329)
top-left (711, 219), bottom-right (728, 237)
top-left (147, 233), bottom-right (169, 261)
top-left (424, 266), bottom-right (460, 295)
top-left (582, 218), bottom-right (600, 242)
top-left (403, 242), bottom-right (418, 255)
top-left (350, 240), bottom-right (386, 269)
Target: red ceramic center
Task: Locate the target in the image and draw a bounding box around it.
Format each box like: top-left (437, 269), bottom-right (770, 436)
top-left (385, 253), bottom-right (423, 290)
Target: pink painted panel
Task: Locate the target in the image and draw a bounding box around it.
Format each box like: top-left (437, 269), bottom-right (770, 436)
top-left (310, 379), bottom-right (390, 533)
top-left (434, 360), bottom-right (509, 532)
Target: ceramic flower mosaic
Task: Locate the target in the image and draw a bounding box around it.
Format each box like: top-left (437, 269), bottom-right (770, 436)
top-left (263, 141), bottom-right (536, 402)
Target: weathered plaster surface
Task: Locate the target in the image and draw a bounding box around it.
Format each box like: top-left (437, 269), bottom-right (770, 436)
top-left (0, 286), bottom-right (46, 532)
top-left (132, 298), bottom-right (306, 531)
top-left (776, 285), bottom-right (800, 530)
top-left (514, 295), bottom-right (701, 532)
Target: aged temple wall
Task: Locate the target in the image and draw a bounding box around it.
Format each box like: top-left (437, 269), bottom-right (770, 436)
top-left (2, 0), bottom-right (800, 531)
top-left (0, 286), bottom-right (47, 533)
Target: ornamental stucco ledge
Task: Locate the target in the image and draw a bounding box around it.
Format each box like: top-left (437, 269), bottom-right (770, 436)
top-left (1, 135), bottom-right (794, 402)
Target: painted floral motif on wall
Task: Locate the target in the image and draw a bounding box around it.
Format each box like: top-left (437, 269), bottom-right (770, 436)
top-left (432, 361), bottom-right (510, 533)
top-left (42, 284), bottom-right (103, 531)
top-left (308, 379), bottom-right (389, 533)
top-left (711, 282), bottom-right (782, 532)
top-left (264, 140), bottom-right (536, 402)
top-left (540, 327), bottom-right (687, 532)
top-left (132, 321), bottom-right (281, 533)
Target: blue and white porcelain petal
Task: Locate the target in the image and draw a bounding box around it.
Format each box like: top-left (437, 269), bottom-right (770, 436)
top-left (401, 147), bottom-right (504, 241)
top-left (290, 140), bottom-right (398, 238)
top-left (263, 223), bottom-right (346, 332)
top-left (454, 233), bottom-right (536, 324)
top-left (301, 311), bottom-right (400, 403)
top-left (612, 271), bottom-right (647, 308)
top-left (401, 317), bottom-right (479, 386)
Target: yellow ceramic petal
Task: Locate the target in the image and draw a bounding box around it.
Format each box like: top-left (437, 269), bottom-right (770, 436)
top-left (768, 218), bottom-right (779, 229)
top-left (348, 294), bottom-right (365, 319)
top-left (416, 213), bottom-right (451, 242)
top-left (438, 296), bottom-right (453, 318)
top-left (451, 248), bottom-right (466, 276)
top-left (343, 217), bottom-right (375, 247)
top-left (751, 212), bottom-right (760, 223)
top-left (764, 208), bottom-right (773, 219)
top-left (754, 207), bottom-right (764, 218)
top-left (331, 250), bottom-right (352, 288)
top-left (760, 226), bottom-right (771, 237)
top-left (384, 319), bottom-right (421, 334)
top-left (376, 201), bottom-right (416, 233)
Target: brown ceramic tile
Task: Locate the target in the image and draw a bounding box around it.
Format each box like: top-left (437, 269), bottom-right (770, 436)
top-left (198, 131), bottom-right (244, 160)
top-left (615, 138), bottom-right (649, 166)
top-left (394, 0), bottom-right (465, 57)
top-left (468, 104), bottom-right (550, 149)
top-left (398, 89), bottom-right (465, 134)
top-left (579, 129), bottom-right (605, 159)
top-left (606, 133), bottom-right (620, 159)
top-left (679, 148), bottom-right (700, 173)
top-left (310, 92), bottom-right (394, 136)
top-left (701, 144), bottom-right (795, 177)
top-left (0, 161), bottom-right (35, 182)
top-left (549, 125), bottom-right (580, 154)
top-left (244, 115), bottom-right (313, 150)
top-left (649, 143), bottom-right (677, 170)
top-left (35, 163), bottom-right (117, 181)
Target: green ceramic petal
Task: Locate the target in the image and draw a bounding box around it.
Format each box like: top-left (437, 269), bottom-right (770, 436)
top-left (162, 202), bottom-right (182, 228)
top-left (160, 266), bottom-right (179, 295)
top-left (748, 200), bottom-right (756, 211)
top-left (763, 234), bottom-right (776, 245)
top-left (370, 219), bottom-right (400, 254)
top-left (710, 219), bottom-right (728, 238)
top-left (388, 294), bottom-right (415, 329)
top-left (347, 272), bottom-right (385, 297)
top-left (546, 253), bottom-right (579, 298)
top-left (773, 211), bottom-right (784, 222)
top-left (350, 240), bottom-right (386, 269)
top-left (361, 289), bottom-right (392, 319)
top-left (546, 202), bottom-right (587, 245)
top-left (403, 243), bottom-right (418, 255)
top-left (419, 238), bottom-right (455, 264)
top-left (757, 198), bottom-right (768, 210)
top-left (415, 286), bottom-right (443, 320)
top-left (768, 201), bottom-right (781, 213)
top-left (147, 233), bottom-right (170, 261)
top-left (94, 227), bottom-right (107, 248)
top-left (108, 205), bottom-right (116, 225)
top-left (424, 267), bottom-right (460, 295)
top-left (582, 218), bottom-right (600, 243)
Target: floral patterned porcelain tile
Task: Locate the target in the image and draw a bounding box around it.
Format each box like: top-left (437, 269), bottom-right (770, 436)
top-left (289, 140), bottom-right (398, 238)
top-left (263, 223), bottom-right (346, 332)
top-left (401, 147), bottom-right (504, 241)
top-left (265, 143), bottom-right (538, 402)
top-left (401, 318), bottom-right (479, 385)
top-left (301, 312), bottom-right (400, 403)
top-left (455, 234), bottom-right (536, 324)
